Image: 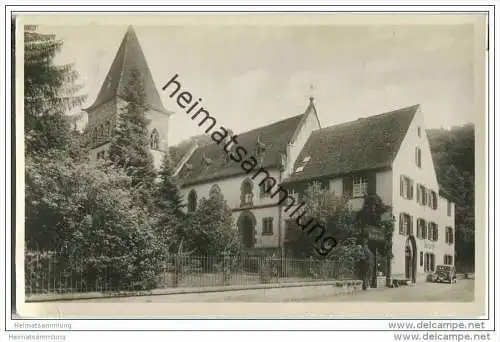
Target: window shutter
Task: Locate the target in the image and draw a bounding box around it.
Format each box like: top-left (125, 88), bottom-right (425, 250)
top-left (399, 214), bottom-right (404, 235)
top-left (342, 176), bottom-right (353, 198)
top-left (409, 180), bottom-right (414, 200)
top-left (416, 185), bottom-right (421, 203)
top-left (368, 172), bottom-right (377, 195)
top-left (400, 176), bottom-right (404, 197)
top-left (409, 215), bottom-right (413, 236)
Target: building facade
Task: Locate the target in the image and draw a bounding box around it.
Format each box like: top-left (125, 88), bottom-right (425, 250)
top-left (84, 26), bottom-right (455, 284)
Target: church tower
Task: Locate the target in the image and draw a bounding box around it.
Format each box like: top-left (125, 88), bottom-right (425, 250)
top-left (83, 26), bottom-right (172, 168)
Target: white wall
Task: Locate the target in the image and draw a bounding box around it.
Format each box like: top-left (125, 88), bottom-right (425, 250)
top-left (180, 169), bottom-right (283, 249)
top-left (376, 170), bottom-right (393, 206)
top-left (391, 107), bottom-right (455, 281)
top-left (285, 108), bottom-right (321, 177)
top-left (329, 178), bottom-right (343, 196)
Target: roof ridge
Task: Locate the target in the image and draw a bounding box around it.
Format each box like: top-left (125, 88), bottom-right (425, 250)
top-left (315, 104), bottom-right (419, 134)
top-left (116, 26), bottom-right (130, 100)
top-left (235, 113), bottom-right (305, 136)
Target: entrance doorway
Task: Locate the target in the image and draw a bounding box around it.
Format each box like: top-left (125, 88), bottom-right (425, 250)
top-left (405, 236), bottom-right (417, 283)
top-left (237, 211), bottom-right (256, 249)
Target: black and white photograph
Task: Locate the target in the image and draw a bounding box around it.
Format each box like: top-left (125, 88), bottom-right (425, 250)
top-left (8, 9), bottom-right (492, 332)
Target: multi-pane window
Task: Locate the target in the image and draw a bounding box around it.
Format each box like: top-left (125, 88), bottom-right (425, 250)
top-left (427, 190), bottom-right (438, 210)
top-left (427, 222), bottom-right (438, 242)
top-left (416, 184), bottom-right (428, 206)
top-left (262, 217), bottom-right (274, 235)
top-left (285, 189), bottom-right (299, 207)
top-left (96, 151), bottom-right (105, 160)
top-left (399, 213), bottom-right (413, 236)
top-left (424, 253), bottom-right (436, 272)
top-left (417, 218), bottom-right (426, 239)
top-left (353, 175), bottom-right (368, 198)
top-left (400, 175), bottom-right (414, 199)
top-left (416, 147), bottom-right (422, 168)
top-left (444, 255), bottom-right (453, 265)
top-left (445, 226), bottom-right (454, 244)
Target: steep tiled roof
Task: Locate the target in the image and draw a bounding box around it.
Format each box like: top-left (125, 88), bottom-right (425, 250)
top-left (178, 114), bottom-right (305, 186)
top-left (84, 26), bottom-right (171, 115)
top-left (283, 104), bottom-right (419, 183)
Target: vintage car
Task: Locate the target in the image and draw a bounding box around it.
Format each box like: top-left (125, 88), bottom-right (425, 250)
top-left (433, 265), bottom-right (457, 284)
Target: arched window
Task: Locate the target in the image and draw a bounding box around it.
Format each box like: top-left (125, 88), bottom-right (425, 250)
top-left (150, 129), bottom-right (160, 150)
top-left (188, 190), bottom-right (198, 212)
top-left (240, 178), bottom-right (253, 207)
top-left (209, 184), bottom-right (222, 199)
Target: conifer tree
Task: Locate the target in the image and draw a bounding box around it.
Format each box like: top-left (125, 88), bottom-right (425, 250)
top-left (24, 26), bottom-right (86, 157)
top-left (155, 154), bottom-right (185, 216)
top-left (107, 68), bottom-right (157, 209)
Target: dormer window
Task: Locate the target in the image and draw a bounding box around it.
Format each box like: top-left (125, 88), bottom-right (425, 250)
top-left (302, 156), bottom-right (311, 163)
top-left (209, 184), bottom-right (221, 199)
top-left (295, 166), bottom-right (304, 173)
top-left (285, 189), bottom-right (299, 206)
top-left (202, 153), bottom-right (212, 167)
top-left (150, 129), bottom-right (160, 150)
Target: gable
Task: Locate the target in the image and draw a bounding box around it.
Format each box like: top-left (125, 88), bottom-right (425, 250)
top-left (393, 106), bottom-right (439, 190)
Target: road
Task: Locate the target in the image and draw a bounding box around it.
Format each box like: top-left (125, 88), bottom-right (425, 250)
top-left (79, 278), bottom-right (474, 303)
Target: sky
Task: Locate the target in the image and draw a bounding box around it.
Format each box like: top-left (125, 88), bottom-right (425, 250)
top-left (32, 14), bottom-right (482, 146)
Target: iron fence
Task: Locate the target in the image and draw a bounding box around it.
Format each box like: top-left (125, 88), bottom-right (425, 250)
top-left (24, 249), bottom-right (357, 296)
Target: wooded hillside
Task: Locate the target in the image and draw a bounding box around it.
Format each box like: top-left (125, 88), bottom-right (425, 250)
top-left (427, 124), bottom-right (475, 271)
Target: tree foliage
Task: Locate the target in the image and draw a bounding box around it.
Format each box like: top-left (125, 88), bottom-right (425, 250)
top-left (427, 124), bottom-right (475, 270)
top-left (24, 26), bottom-right (86, 157)
top-left (155, 154), bottom-right (185, 216)
top-left (24, 29), bottom-right (166, 290)
top-left (107, 68), bottom-right (157, 210)
top-left (181, 194), bottom-right (241, 256)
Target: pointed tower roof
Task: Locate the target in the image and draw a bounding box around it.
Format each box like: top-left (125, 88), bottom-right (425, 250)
top-left (84, 26), bottom-right (172, 115)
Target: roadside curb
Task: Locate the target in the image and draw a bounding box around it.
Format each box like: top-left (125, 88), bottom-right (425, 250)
top-left (26, 280), bottom-right (362, 302)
